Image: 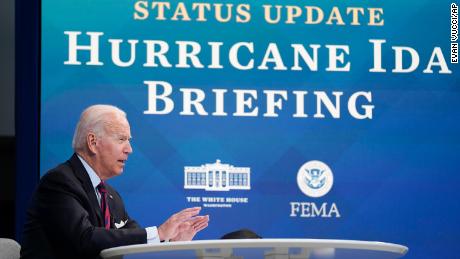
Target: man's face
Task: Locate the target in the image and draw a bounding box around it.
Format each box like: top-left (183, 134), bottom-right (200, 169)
top-left (94, 116), bottom-right (133, 180)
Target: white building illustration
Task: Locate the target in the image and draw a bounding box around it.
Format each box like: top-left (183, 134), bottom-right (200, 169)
top-left (184, 160), bottom-right (251, 191)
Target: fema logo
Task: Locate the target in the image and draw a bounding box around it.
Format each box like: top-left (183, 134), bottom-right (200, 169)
top-left (297, 160), bottom-right (333, 198)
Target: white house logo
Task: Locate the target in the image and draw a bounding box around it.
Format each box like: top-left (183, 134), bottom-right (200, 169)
top-left (296, 160), bottom-right (333, 198)
top-left (184, 160), bottom-right (251, 191)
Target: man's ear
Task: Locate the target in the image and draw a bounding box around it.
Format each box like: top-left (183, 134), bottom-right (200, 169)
top-left (87, 133), bottom-right (98, 154)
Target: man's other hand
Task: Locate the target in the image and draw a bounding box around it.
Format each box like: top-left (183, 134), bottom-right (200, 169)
top-left (157, 207), bottom-right (203, 241)
top-left (171, 215), bottom-right (210, 241)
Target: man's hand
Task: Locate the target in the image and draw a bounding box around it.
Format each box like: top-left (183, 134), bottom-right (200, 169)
top-left (171, 215), bottom-right (209, 241)
top-left (157, 207), bottom-right (202, 241)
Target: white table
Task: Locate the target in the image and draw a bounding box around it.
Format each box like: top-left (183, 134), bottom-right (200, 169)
top-left (101, 239), bottom-right (408, 259)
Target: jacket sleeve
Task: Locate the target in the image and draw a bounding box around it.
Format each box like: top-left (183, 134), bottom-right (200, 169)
top-left (36, 170), bottom-right (147, 258)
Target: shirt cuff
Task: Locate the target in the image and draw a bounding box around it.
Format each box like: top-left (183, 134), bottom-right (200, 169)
top-left (145, 226), bottom-right (160, 244)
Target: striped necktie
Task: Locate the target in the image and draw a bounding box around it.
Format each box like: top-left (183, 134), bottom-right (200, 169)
top-left (97, 181), bottom-right (111, 229)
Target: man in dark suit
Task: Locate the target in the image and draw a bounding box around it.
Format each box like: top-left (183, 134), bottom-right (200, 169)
top-left (21, 105), bottom-right (209, 259)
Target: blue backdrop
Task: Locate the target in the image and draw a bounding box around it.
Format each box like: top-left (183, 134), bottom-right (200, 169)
top-left (41, 1), bottom-right (459, 258)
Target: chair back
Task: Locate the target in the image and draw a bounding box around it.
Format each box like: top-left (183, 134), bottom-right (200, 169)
top-left (0, 238), bottom-right (21, 259)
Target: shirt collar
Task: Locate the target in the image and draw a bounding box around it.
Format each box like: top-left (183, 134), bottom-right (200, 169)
top-left (77, 154), bottom-right (102, 189)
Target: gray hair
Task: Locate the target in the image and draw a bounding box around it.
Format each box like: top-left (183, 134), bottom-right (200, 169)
top-left (72, 104), bottom-right (127, 152)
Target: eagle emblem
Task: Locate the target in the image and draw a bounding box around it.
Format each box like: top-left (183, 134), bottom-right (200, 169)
top-left (304, 168), bottom-right (326, 189)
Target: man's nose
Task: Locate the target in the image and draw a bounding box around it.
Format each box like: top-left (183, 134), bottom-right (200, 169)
top-left (124, 141), bottom-right (133, 154)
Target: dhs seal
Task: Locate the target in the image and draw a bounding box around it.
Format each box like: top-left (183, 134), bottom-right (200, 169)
top-left (297, 160), bottom-right (333, 198)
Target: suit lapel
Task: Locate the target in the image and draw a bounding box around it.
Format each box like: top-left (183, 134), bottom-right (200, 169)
top-left (68, 153), bottom-right (105, 227)
top-left (106, 187), bottom-right (116, 228)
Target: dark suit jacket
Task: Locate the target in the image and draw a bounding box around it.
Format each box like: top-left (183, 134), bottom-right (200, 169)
top-left (20, 154), bottom-right (147, 259)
